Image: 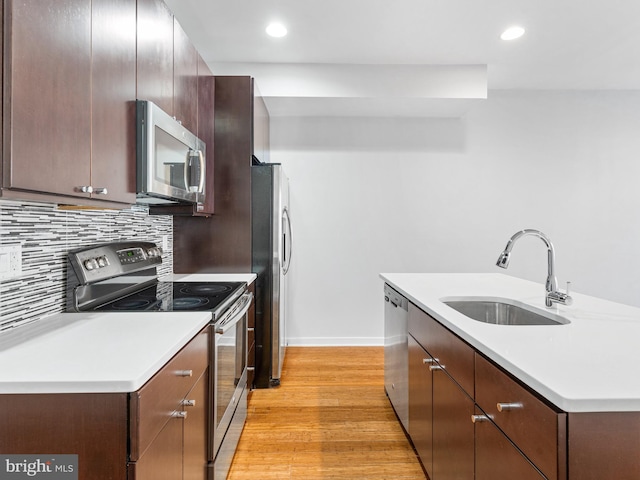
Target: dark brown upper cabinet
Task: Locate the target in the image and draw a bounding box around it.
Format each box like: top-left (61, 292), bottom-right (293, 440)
top-left (173, 18), bottom-right (199, 135)
top-left (2, 0), bottom-right (137, 206)
top-left (136, 0), bottom-right (174, 116)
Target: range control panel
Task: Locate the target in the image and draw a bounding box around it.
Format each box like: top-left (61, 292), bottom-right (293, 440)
top-left (68, 242), bottom-right (163, 285)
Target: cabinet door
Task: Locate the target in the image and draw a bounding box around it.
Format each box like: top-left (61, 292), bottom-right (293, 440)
top-left (475, 415), bottom-right (546, 480)
top-left (432, 367), bottom-right (475, 480)
top-left (91, 0), bottom-right (136, 204)
top-left (3, 0), bottom-right (92, 197)
top-left (183, 370), bottom-right (208, 480)
top-left (132, 415), bottom-right (183, 480)
top-left (195, 58), bottom-right (215, 215)
top-left (408, 335), bottom-right (433, 475)
top-left (253, 80), bottom-right (270, 163)
top-left (173, 18), bottom-right (198, 134)
top-left (136, 0), bottom-right (174, 115)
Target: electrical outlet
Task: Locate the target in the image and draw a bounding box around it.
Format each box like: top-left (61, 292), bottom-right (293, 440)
top-left (0, 244), bottom-right (22, 280)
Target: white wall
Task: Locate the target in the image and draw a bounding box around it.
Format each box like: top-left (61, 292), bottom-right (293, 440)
top-left (270, 91), bottom-right (640, 346)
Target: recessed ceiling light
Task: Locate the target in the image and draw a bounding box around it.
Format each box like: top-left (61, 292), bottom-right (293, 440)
top-left (266, 22), bottom-right (287, 38)
top-left (500, 26), bottom-right (525, 41)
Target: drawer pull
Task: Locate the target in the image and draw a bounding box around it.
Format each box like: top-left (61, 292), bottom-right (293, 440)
top-left (497, 402), bottom-right (523, 412)
top-left (429, 365), bottom-right (445, 372)
top-left (176, 370), bottom-right (193, 377)
top-left (471, 414), bottom-right (491, 423)
top-left (423, 358), bottom-right (435, 364)
top-left (171, 411), bottom-right (188, 419)
top-left (182, 399), bottom-right (196, 407)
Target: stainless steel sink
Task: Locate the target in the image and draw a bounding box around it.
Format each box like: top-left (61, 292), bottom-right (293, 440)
top-left (442, 298), bottom-right (570, 326)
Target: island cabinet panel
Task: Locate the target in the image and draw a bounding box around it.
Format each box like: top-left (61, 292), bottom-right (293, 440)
top-left (432, 366), bottom-right (475, 480)
top-left (408, 304), bottom-right (474, 394)
top-left (408, 303), bottom-right (475, 479)
top-left (475, 412), bottom-right (546, 480)
top-left (408, 335), bottom-right (434, 473)
top-left (3, 0), bottom-right (92, 197)
top-left (475, 353), bottom-right (566, 480)
top-left (568, 412), bottom-right (640, 480)
top-left (136, 0), bottom-right (174, 114)
top-left (0, 393), bottom-right (129, 479)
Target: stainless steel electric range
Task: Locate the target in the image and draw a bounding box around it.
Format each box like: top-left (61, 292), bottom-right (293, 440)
top-left (67, 241), bottom-right (251, 479)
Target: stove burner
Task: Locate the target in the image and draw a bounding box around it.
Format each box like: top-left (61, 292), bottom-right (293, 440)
top-left (111, 298), bottom-right (153, 310)
top-left (172, 297), bottom-right (210, 310)
top-left (179, 284), bottom-right (233, 296)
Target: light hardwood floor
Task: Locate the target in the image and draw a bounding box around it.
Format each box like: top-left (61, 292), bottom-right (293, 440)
top-left (228, 346), bottom-right (426, 479)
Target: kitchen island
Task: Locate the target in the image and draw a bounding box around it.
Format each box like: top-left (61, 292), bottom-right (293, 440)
top-left (381, 272), bottom-right (640, 480)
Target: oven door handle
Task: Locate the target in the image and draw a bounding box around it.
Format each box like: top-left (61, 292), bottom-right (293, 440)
top-left (215, 292), bottom-right (253, 334)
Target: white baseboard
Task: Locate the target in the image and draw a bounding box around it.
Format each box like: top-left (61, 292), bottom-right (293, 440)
top-left (286, 337), bottom-right (383, 347)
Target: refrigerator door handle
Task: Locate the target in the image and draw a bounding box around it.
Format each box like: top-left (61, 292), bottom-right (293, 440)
top-left (282, 207), bottom-right (292, 274)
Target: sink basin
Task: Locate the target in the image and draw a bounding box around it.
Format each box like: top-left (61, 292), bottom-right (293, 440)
top-left (442, 297), bottom-right (570, 326)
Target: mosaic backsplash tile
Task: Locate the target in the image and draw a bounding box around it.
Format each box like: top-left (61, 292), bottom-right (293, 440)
top-left (0, 200), bottom-right (173, 331)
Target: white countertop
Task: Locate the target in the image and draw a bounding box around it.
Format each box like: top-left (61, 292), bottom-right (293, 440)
top-left (381, 272), bottom-right (640, 413)
top-left (0, 272), bottom-right (256, 394)
top-left (0, 311), bottom-right (211, 394)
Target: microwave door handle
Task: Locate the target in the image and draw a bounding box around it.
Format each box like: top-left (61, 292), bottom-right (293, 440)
top-left (183, 151), bottom-right (191, 191)
top-left (197, 149), bottom-right (205, 193)
top-left (215, 292), bottom-right (253, 334)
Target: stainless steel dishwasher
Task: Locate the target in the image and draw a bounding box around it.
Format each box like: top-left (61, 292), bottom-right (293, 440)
top-left (384, 283), bottom-right (409, 431)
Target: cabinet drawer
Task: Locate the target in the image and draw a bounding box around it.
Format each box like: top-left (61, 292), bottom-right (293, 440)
top-left (408, 303), bottom-right (474, 394)
top-left (130, 327), bottom-right (209, 460)
top-left (475, 353), bottom-right (566, 480)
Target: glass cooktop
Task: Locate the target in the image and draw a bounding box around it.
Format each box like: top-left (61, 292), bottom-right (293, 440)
top-left (93, 281), bottom-right (244, 312)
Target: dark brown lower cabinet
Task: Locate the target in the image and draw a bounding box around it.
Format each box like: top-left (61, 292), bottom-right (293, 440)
top-left (130, 417), bottom-right (183, 480)
top-left (131, 369), bottom-right (207, 480)
top-left (183, 370), bottom-right (208, 480)
top-left (408, 335), bottom-right (433, 474)
top-left (403, 298), bottom-right (640, 480)
top-left (0, 327), bottom-right (209, 480)
top-left (432, 366), bottom-right (475, 480)
top-left (475, 414), bottom-right (545, 480)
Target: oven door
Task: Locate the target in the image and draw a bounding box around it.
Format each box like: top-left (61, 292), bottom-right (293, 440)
top-left (211, 292), bottom-right (252, 461)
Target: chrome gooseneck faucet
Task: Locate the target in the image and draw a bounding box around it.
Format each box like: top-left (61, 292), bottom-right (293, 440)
top-left (496, 229), bottom-right (572, 308)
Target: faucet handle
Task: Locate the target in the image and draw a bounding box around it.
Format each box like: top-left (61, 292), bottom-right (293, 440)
top-left (547, 281), bottom-right (573, 307)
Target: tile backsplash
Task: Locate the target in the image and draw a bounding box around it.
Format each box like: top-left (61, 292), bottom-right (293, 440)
top-left (0, 200), bottom-right (173, 331)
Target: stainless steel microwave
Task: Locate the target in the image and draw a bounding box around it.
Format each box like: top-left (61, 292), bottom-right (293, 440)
top-left (136, 100), bottom-right (206, 206)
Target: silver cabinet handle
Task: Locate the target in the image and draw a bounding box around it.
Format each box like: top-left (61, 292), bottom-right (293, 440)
top-left (429, 365), bottom-right (445, 371)
top-left (182, 399), bottom-right (196, 407)
top-left (497, 402), bottom-right (523, 412)
top-left (176, 370), bottom-right (193, 377)
top-left (423, 358), bottom-right (435, 364)
top-left (471, 414), bottom-right (491, 423)
top-left (171, 411), bottom-right (187, 419)
top-left (75, 186), bottom-right (108, 195)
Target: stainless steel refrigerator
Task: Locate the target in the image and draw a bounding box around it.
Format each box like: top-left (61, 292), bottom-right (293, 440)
top-left (252, 162), bottom-right (292, 388)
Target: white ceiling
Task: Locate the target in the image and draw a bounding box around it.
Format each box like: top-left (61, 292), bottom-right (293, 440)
top-left (165, 0), bottom-right (640, 117)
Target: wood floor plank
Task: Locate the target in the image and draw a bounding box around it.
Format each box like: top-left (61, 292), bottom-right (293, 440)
top-left (228, 346), bottom-right (426, 480)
